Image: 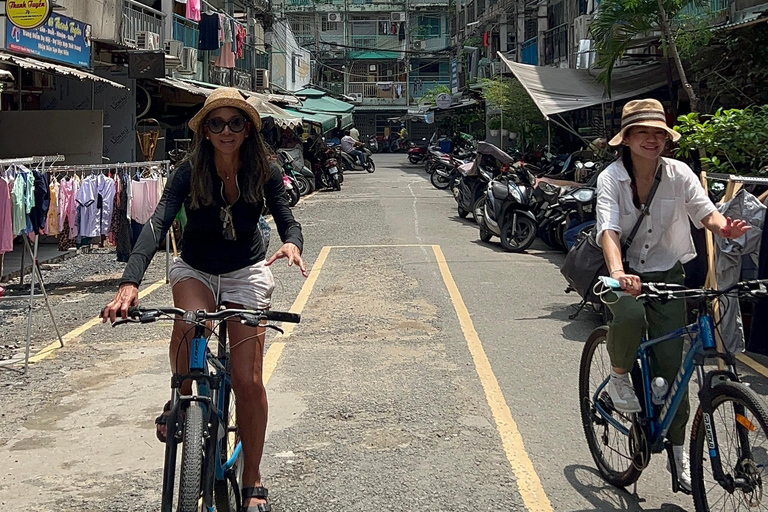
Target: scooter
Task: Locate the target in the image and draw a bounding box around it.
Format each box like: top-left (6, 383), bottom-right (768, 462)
top-left (454, 162), bottom-right (494, 223)
top-left (407, 138), bottom-right (429, 164)
top-left (367, 135), bottom-right (380, 153)
top-left (338, 146), bottom-right (376, 173)
top-left (477, 165), bottom-right (538, 252)
top-left (282, 172), bottom-right (300, 207)
top-left (320, 153), bottom-right (341, 191)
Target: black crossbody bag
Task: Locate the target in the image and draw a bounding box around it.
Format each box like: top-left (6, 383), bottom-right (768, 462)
top-left (561, 165), bottom-right (662, 306)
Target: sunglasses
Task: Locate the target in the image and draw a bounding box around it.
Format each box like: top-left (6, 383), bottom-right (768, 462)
top-left (220, 205), bottom-right (237, 241)
top-left (206, 116), bottom-right (249, 134)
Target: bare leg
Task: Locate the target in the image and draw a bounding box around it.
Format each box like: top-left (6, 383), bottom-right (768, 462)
top-left (227, 305), bottom-right (268, 508)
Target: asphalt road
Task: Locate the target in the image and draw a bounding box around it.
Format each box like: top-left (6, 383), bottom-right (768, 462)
top-left (1, 153), bottom-right (767, 511)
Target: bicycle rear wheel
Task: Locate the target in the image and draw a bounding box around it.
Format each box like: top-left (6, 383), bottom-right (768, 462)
top-left (214, 383), bottom-right (243, 512)
top-left (690, 380), bottom-right (768, 511)
top-left (178, 402), bottom-right (205, 512)
top-left (579, 327), bottom-right (643, 488)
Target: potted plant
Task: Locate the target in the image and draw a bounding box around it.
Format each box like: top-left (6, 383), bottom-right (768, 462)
top-left (488, 116), bottom-right (500, 137)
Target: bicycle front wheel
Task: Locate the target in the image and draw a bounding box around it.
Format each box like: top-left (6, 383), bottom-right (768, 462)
top-left (214, 384), bottom-right (243, 512)
top-left (579, 327), bottom-right (643, 488)
top-left (690, 380), bottom-right (768, 511)
top-left (178, 402), bottom-right (205, 512)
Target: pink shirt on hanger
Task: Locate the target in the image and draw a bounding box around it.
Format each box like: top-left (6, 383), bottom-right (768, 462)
top-left (0, 178), bottom-right (13, 254)
top-left (186, 0), bottom-right (201, 22)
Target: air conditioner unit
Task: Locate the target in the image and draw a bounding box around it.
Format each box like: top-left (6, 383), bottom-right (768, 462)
top-left (350, 92), bottom-right (363, 103)
top-left (368, 64), bottom-right (377, 72)
top-left (573, 14), bottom-right (594, 42)
top-left (412, 40), bottom-right (426, 50)
top-left (327, 12), bottom-right (343, 23)
top-left (391, 12), bottom-right (406, 22)
top-left (179, 47), bottom-right (198, 74)
top-left (164, 40), bottom-right (184, 60)
top-left (136, 31), bottom-right (160, 50)
top-left (254, 69), bottom-right (270, 90)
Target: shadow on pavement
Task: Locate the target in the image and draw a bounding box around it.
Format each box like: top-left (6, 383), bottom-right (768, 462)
top-left (564, 464), bottom-right (688, 512)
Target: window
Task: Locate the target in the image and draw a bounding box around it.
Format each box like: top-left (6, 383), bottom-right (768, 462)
top-left (416, 16), bottom-right (441, 38)
top-left (547, 1), bottom-right (565, 28)
top-left (290, 19), bottom-right (312, 37)
top-left (524, 18), bottom-right (537, 40)
top-left (322, 17), bottom-right (339, 32)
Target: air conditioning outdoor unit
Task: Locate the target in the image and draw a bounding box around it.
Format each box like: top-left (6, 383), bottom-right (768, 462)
top-left (350, 92), bottom-right (363, 103)
top-left (368, 64), bottom-right (377, 72)
top-left (391, 12), bottom-right (406, 22)
top-left (136, 31), bottom-right (160, 50)
top-left (412, 40), bottom-right (426, 50)
top-left (573, 14), bottom-right (594, 42)
top-left (179, 47), bottom-right (198, 74)
top-left (164, 40), bottom-right (184, 60)
top-left (254, 69), bottom-right (270, 90)
top-left (327, 12), bottom-right (343, 23)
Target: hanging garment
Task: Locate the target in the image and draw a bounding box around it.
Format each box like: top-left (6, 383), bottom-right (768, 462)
top-left (46, 179), bottom-right (59, 236)
top-left (186, 0), bottom-right (201, 22)
top-left (57, 217), bottom-right (74, 251)
top-left (235, 24), bottom-right (246, 58)
top-left (75, 174), bottom-right (116, 237)
top-left (114, 173), bottom-right (132, 262)
top-left (130, 178), bottom-right (159, 225)
top-left (749, 200), bottom-right (768, 353)
top-left (714, 189), bottom-right (766, 353)
top-left (10, 169), bottom-right (32, 235)
top-left (58, 177), bottom-right (77, 236)
top-left (0, 177), bottom-right (13, 254)
top-left (215, 42), bottom-right (236, 68)
top-left (399, 22), bottom-right (405, 41)
top-left (218, 13), bottom-right (229, 43)
top-left (198, 13), bottom-right (220, 51)
top-left (29, 170), bottom-right (50, 234)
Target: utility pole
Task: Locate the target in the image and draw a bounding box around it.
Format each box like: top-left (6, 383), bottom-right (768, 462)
top-left (405, 0), bottom-right (410, 111)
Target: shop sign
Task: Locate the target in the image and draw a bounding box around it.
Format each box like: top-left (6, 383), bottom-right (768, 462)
top-left (450, 58), bottom-right (458, 94)
top-left (5, 14), bottom-right (91, 68)
top-left (435, 93), bottom-right (452, 109)
top-left (6, 0), bottom-right (52, 30)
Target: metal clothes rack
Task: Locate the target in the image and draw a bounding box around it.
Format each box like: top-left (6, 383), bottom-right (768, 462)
top-left (0, 155), bottom-right (66, 373)
top-left (50, 160), bottom-right (174, 283)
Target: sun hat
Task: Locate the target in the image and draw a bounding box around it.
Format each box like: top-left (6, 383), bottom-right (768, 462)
top-left (608, 99), bottom-right (680, 146)
top-left (188, 87), bottom-right (262, 133)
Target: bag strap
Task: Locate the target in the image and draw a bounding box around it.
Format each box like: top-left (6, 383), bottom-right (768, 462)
top-left (621, 163), bottom-right (663, 252)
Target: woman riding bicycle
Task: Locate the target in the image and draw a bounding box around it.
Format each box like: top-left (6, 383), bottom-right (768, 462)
top-left (102, 88), bottom-right (306, 512)
top-left (596, 99), bottom-right (749, 492)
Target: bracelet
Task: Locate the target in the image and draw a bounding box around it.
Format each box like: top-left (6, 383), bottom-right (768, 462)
top-left (610, 269), bottom-right (624, 276)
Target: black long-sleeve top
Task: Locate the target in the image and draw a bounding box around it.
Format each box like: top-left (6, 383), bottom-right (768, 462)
top-left (120, 162), bottom-right (303, 286)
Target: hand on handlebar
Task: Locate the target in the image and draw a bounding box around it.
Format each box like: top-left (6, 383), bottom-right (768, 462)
top-left (613, 271), bottom-right (643, 297)
top-left (102, 283), bottom-right (139, 323)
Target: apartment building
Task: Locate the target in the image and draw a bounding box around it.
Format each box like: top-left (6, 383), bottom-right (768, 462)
top-left (271, 0), bottom-right (452, 136)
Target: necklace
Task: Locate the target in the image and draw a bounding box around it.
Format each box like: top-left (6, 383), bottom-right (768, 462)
top-left (218, 171), bottom-right (236, 181)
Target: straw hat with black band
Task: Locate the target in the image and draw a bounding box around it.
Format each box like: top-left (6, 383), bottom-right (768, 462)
top-left (608, 99), bottom-right (680, 147)
top-left (188, 87), bottom-right (262, 133)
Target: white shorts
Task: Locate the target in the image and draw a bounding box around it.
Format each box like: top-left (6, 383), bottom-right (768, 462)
top-left (168, 258), bottom-right (275, 310)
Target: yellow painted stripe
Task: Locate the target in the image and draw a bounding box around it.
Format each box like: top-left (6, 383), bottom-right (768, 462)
top-left (25, 278), bottom-right (167, 364)
top-left (737, 353), bottom-right (768, 379)
top-left (262, 246), bottom-right (329, 384)
top-left (329, 244), bottom-right (432, 248)
top-left (432, 245), bottom-right (553, 512)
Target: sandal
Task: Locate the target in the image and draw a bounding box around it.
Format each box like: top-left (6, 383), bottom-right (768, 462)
top-left (155, 400), bottom-right (171, 443)
top-left (241, 487), bottom-right (271, 512)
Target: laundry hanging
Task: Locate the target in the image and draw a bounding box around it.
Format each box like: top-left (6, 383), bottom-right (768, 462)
top-left (0, 175), bottom-right (13, 254)
top-left (198, 13), bottom-right (220, 51)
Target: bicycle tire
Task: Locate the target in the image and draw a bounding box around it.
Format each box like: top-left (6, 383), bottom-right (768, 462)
top-left (579, 327), bottom-right (643, 488)
top-left (690, 380), bottom-right (768, 511)
top-left (178, 402), bottom-right (205, 512)
top-left (214, 384), bottom-right (242, 512)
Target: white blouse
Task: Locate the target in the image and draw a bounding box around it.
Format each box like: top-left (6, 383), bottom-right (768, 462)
top-left (595, 157), bottom-right (717, 273)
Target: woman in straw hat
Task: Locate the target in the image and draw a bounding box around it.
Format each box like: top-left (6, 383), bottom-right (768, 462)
top-left (102, 87), bottom-right (306, 511)
top-left (596, 99), bottom-right (749, 491)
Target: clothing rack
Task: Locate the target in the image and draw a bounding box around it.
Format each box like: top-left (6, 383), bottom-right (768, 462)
top-left (0, 156), bottom-right (66, 373)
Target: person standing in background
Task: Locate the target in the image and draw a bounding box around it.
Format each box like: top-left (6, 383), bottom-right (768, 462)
top-left (350, 126), bottom-right (360, 142)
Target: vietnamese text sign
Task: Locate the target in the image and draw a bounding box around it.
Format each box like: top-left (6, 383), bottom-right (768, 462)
top-left (7, 0), bottom-right (52, 30)
top-left (6, 14), bottom-right (91, 68)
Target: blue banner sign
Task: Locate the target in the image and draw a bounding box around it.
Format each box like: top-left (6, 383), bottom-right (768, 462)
top-left (450, 58), bottom-right (458, 93)
top-left (6, 14), bottom-right (91, 68)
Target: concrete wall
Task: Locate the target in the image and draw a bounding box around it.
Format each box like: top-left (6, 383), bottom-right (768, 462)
top-left (269, 20), bottom-right (311, 92)
top-left (57, 0), bottom-right (120, 42)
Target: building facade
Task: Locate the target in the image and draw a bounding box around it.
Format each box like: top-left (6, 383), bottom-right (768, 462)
top-left (271, 0), bottom-right (452, 136)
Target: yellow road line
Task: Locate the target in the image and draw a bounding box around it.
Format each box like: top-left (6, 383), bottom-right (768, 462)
top-left (26, 278), bottom-right (167, 364)
top-left (263, 246), bottom-right (329, 384)
top-left (329, 244), bottom-right (433, 248)
top-left (736, 353), bottom-right (768, 379)
top-left (432, 245), bottom-right (553, 512)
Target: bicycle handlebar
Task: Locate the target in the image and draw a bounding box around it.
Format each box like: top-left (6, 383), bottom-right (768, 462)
top-left (109, 306), bottom-right (301, 327)
top-left (597, 276), bottom-right (768, 302)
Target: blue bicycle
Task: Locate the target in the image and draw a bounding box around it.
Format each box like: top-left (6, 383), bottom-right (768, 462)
top-left (580, 278), bottom-right (768, 510)
top-left (113, 306), bottom-right (300, 512)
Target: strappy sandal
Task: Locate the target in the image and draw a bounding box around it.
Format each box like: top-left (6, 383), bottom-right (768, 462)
top-left (241, 487), bottom-right (271, 512)
top-left (155, 400), bottom-right (171, 443)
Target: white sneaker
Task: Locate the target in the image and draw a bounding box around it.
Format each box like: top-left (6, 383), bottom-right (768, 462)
top-left (607, 371), bottom-right (642, 413)
top-left (667, 445), bottom-right (692, 492)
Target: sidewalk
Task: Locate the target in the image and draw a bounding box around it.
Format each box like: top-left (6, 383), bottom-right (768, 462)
top-left (0, 237), bottom-right (78, 283)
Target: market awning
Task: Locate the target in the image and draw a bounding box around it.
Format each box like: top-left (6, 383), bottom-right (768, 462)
top-left (299, 96), bottom-right (355, 114)
top-left (0, 51), bottom-right (126, 89)
top-left (246, 94), bottom-right (303, 129)
top-left (294, 87), bottom-right (327, 98)
top-left (349, 50), bottom-right (400, 60)
top-left (498, 53), bottom-right (666, 117)
top-left (284, 108), bottom-right (337, 132)
top-left (154, 77), bottom-right (215, 97)
top-left (338, 112), bottom-right (354, 130)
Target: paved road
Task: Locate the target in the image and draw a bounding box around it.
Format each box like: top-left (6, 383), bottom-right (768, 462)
top-left (2, 153), bottom-right (767, 511)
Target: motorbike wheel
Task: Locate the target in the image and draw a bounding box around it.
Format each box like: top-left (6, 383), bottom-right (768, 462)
top-left (539, 225), bottom-right (559, 250)
top-left (333, 174), bottom-right (341, 191)
top-left (471, 196), bottom-right (485, 224)
top-left (367, 160), bottom-right (375, 173)
top-left (430, 170), bottom-right (451, 190)
top-left (408, 155), bottom-right (421, 165)
top-left (287, 187), bottom-right (300, 207)
top-left (458, 206), bottom-right (469, 218)
top-left (500, 214), bottom-right (537, 252)
top-left (425, 161), bottom-right (435, 175)
top-left (295, 175), bottom-right (311, 196)
top-left (478, 219), bottom-right (493, 243)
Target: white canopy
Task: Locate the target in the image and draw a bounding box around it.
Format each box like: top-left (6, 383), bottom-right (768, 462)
top-left (498, 53), bottom-right (667, 118)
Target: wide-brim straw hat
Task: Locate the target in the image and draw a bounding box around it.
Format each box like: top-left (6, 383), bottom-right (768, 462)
top-left (608, 99), bottom-right (680, 146)
top-left (188, 87), bottom-right (262, 133)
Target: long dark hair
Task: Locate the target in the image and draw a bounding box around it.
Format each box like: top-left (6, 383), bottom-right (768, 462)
top-left (620, 147), bottom-right (641, 210)
top-left (184, 108), bottom-right (270, 209)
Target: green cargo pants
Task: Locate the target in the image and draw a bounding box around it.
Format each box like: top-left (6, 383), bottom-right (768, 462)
top-left (604, 262), bottom-right (688, 446)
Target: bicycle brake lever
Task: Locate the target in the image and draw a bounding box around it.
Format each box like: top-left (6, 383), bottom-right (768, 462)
top-left (265, 324), bottom-right (285, 335)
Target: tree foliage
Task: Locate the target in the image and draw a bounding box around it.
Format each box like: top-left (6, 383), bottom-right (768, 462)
top-left (480, 77), bottom-right (545, 148)
top-left (419, 84), bottom-right (451, 106)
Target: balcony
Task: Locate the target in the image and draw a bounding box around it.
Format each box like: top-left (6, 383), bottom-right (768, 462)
top-left (348, 82), bottom-right (408, 106)
top-left (350, 35), bottom-right (401, 52)
top-left (173, 14), bottom-right (198, 49)
top-left (544, 24), bottom-right (568, 65)
top-left (410, 79), bottom-right (450, 99)
top-left (521, 36), bottom-right (538, 65)
top-left (418, 35), bottom-right (449, 52)
top-left (121, 0), bottom-right (166, 48)
top-left (409, 0), bottom-right (450, 5)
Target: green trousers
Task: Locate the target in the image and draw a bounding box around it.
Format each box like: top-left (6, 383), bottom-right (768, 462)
top-left (605, 262), bottom-right (689, 446)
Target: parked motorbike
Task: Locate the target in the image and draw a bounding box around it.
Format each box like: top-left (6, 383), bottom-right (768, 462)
top-left (431, 154), bottom-right (469, 191)
top-left (282, 172), bottom-right (300, 207)
top-left (277, 150), bottom-right (315, 196)
top-left (407, 138), bottom-right (429, 164)
top-left (338, 145), bottom-right (376, 173)
top-left (453, 141), bottom-right (505, 222)
top-left (478, 160), bottom-right (538, 252)
top-left (367, 135), bottom-right (380, 153)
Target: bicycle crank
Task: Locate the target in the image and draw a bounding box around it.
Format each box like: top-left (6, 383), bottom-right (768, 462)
top-left (629, 416), bottom-right (650, 471)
